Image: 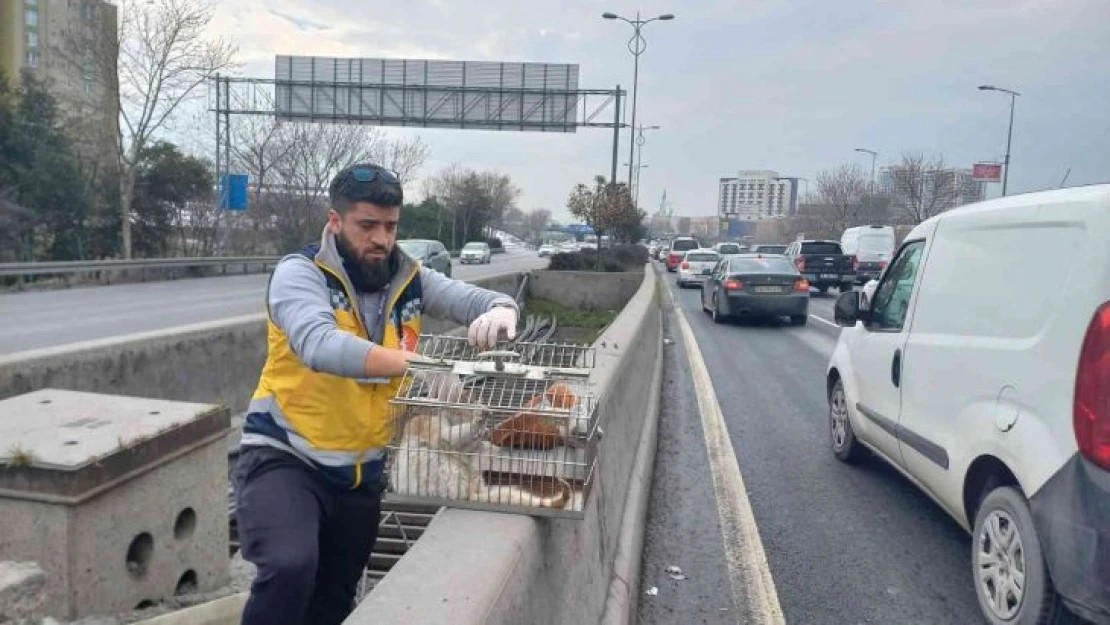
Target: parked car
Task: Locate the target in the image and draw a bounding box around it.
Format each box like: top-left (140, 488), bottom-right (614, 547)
top-left (397, 239), bottom-right (452, 276)
top-left (713, 242), bottom-right (744, 256)
top-left (840, 225), bottom-right (896, 284)
top-left (751, 244), bottom-right (787, 255)
top-left (677, 249), bottom-right (721, 288)
top-left (701, 254), bottom-right (810, 325)
top-left (666, 237), bottom-right (700, 272)
top-left (826, 185), bottom-right (1110, 625)
top-left (538, 244), bottom-right (556, 257)
top-left (784, 240), bottom-right (855, 293)
top-left (459, 241), bottom-right (492, 264)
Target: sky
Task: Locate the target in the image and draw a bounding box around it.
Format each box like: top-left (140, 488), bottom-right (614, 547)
top-left (193, 0), bottom-right (1110, 221)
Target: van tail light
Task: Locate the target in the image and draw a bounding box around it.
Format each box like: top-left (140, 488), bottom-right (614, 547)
top-left (879, 260), bottom-right (889, 269)
top-left (1075, 301), bottom-right (1110, 471)
top-left (725, 279), bottom-right (744, 291)
top-left (851, 255), bottom-right (859, 272)
top-left (795, 256), bottom-right (806, 272)
top-left (681, 262), bottom-right (690, 269)
top-left (794, 279), bottom-right (810, 292)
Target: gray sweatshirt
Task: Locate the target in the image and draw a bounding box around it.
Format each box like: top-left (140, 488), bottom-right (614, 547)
top-left (267, 230), bottom-right (517, 377)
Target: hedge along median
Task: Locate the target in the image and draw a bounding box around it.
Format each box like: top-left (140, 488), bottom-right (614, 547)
top-left (348, 264), bottom-right (663, 625)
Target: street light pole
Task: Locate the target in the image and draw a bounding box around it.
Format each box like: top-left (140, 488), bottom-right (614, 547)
top-left (626, 162), bottom-right (650, 207)
top-left (979, 85), bottom-right (1020, 196)
top-left (855, 148), bottom-right (878, 221)
top-left (634, 124), bottom-right (661, 207)
top-left (602, 11), bottom-right (674, 190)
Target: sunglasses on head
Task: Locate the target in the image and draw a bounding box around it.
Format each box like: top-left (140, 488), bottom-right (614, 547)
top-left (349, 166), bottom-right (399, 184)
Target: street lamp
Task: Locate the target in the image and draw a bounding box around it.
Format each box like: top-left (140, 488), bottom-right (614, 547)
top-left (978, 85), bottom-right (1020, 196)
top-left (602, 11), bottom-right (674, 190)
top-left (633, 124), bottom-right (661, 207)
top-left (855, 148), bottom-right (878, 219)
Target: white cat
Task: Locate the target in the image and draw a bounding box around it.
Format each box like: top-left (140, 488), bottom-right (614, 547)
top-left (389, 403), bottom-right (572, 509)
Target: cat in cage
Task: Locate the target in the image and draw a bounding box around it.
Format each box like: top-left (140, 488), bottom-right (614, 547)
top-left (389, 372), bottom-right (573, 508)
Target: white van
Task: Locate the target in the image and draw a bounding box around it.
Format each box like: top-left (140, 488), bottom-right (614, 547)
top-left (840, 225), bottom-right (896, 283)
top-left (826, 185), bottom-right (1110, 625)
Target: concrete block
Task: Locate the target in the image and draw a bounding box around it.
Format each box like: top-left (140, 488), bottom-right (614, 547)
top-left (0, 561), bottom-right (47, 623)
top-left (0, 390), bottom-right (231, 621)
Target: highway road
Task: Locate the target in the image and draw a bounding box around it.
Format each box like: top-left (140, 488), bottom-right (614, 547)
top-left (0, 250), bottom-right (548, 355)
top-left (639, 267), bottom-right (984, 625)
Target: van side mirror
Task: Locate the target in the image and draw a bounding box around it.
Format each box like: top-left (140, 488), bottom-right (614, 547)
top-left (834, 291), bottom-right (866, 327)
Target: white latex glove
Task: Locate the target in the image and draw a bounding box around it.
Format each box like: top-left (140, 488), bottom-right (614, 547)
top-left (467, 305), bottom-right (518, 350)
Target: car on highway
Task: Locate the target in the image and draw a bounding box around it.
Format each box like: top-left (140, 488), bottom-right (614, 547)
top-left (666, 237), bottom-right (700, 272)
top-left (840, 225), bottom-right (896, 284)
top-left (676, 249), bottom-right (721, 288)
top-left (538, 244), bottom-right (556, 257)
top-left (784, 239), bottom-right (855, 293)
top-left (656, 245), bottom-right (670, 262)
top-left (751, 244), bottom-right (787, 255)
top-left (701, 254), bottom-right (810, 325)
top-left (397, 239), bottom-right (452, 276)
top-left (826, 185), bottom-right (1110, 625)
top-left (713, 242), bottom-right (745, 256)
top-left (459, 241), bottom-right (492, 265)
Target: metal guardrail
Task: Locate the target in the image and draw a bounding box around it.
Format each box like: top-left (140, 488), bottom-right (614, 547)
top-left (0, 256), bottom-right (283, 278)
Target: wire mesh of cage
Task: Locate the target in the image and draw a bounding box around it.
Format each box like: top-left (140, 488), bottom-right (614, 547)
top-left (386, 335), bottom-right (600, 518)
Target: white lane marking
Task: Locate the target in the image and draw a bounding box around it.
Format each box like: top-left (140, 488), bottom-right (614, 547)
top-left (809, 314), bottom-right (839, 328)
top-left (665, 284), bottom-right (786, 624)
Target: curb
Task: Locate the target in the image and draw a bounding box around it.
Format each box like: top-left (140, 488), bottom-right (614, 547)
top-left (131, 592), bottom-right (247, 625)
top-left (599, 279), bottom-right (664, 625)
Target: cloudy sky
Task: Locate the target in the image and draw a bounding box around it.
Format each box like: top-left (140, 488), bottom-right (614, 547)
top-left (201, 0), bottom-right (1110, 220)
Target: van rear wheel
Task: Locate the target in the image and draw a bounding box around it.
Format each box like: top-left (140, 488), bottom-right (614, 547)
top-left (972, 487), bottom-right (1076, 625)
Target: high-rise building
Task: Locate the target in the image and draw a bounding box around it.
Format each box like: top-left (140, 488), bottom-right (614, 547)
top-left (2, 0), bottom-right (119, 176)
top-left (718, 171), bottom-right (798, 221)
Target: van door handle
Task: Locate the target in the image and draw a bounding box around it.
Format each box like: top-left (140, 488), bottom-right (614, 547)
top-left (891, 348), bottom-right (902, 388)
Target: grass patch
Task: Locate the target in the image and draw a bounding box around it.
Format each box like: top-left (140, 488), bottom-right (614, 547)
top-left (525, 297), bottom-right (618, 344)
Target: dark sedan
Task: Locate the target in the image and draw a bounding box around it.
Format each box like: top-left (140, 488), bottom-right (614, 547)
top-left (398, 239), bottom-right (453, 277)
top-left (700, 254), bottom-right (810, 325)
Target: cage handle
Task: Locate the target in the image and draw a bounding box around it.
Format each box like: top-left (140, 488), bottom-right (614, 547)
top-left (476, 350), bottom-right (522, 372)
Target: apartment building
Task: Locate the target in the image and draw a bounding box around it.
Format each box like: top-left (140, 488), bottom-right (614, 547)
top-left (718, 170), bottom-right (798, 221)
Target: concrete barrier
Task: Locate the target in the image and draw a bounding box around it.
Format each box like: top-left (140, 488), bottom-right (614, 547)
top-left (529, 269), bottom-right (644, 311)
top-left (350, 265), bottom-right (662, 625)
top-left (0, 273), bottom-right (525, 413)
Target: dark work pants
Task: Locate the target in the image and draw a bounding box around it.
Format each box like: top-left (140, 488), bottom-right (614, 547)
top-left (233, 446), bottom-right (382, 625)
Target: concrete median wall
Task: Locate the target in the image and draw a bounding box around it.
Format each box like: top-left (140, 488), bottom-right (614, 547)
top-left (350, 265), bottom-right (663, 625)
top-left (529, 269), bottom-right (644, 311)
top-left (0, 274), bottom-right (524, 412)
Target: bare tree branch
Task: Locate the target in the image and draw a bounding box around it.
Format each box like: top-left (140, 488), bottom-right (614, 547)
top-left (112, 0), bottom-right (237, 258)
top-left (887, 152), bottom-right (969, 224)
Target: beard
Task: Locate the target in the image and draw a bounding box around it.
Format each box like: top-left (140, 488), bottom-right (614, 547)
top-left (334, 230), bottom-right (397, 293)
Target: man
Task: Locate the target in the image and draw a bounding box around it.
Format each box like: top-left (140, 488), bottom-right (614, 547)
top-left (233, 163), bottom-right (518, 625)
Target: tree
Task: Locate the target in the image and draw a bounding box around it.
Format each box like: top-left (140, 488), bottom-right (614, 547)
top-left (128, 141), bottom-right (214, 257)
top-left (424, 165), bottom-right (518, 249)
top-left (566, 176), bottom-right (640, 267)
top-left (110, 0), bottom-right (236, 258)
top-left (0, 72), bottom-right (94, 262)
top-left (887, 152), bottom-right (973, 224)
top-left (523, 208), bottom-right (552, 245)
top-left (815, 163), bottom-right (869, 233)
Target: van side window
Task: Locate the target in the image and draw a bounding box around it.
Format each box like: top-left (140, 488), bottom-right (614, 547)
top-left (869, 241), bottom-right (925, 331)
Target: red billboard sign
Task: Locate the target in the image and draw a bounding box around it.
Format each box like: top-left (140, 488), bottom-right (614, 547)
top-left (973, 163), bottom-right (1003, 182)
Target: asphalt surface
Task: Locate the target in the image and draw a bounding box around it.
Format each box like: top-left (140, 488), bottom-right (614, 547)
top-left (640, 265), bottom-right (984, 625)
top-left (0, 250), bottom-right (548, 355)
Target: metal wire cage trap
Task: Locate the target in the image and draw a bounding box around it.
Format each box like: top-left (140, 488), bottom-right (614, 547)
top-left (385, 335), bottom-right (600, 518)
